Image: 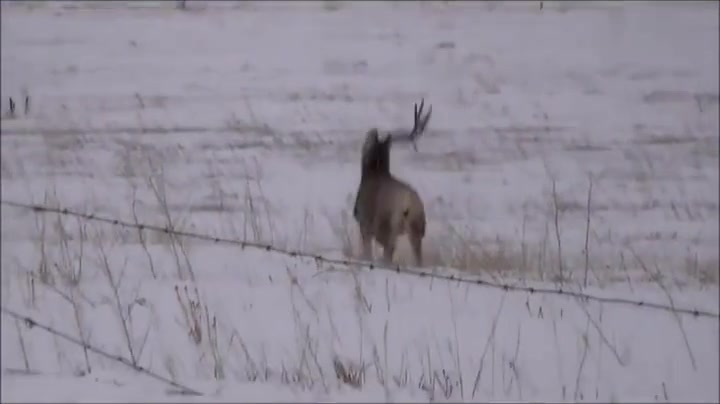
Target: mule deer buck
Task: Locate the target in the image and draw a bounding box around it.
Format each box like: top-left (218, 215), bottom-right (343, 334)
top-left (353, 99), bottom-right (432, 266)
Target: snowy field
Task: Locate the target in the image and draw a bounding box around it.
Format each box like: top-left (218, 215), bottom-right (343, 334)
top-left (1, 0), bottom-right (718, 402)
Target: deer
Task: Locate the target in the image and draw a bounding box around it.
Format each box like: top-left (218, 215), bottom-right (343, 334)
top-left (352, 99), bottom-right (432, 267)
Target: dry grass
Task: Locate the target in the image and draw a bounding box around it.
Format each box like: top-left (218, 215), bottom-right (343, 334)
top-left (3, 123), bottom-right (715, 288)
top-left (322, 182), bottom-right (717, 287)
top-left (1, 85), bottom-right (716, 401)
top-left (2, 159), bottom-right (714, 400)
top-left (1, 4), bottom-right (716, 400)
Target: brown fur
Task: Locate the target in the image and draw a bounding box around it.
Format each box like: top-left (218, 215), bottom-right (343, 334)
top-left (353, 129), bottom-right (426, 266)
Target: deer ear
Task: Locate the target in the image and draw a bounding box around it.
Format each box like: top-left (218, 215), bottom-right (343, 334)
top-left (377, 131), bottom-right (391, 143)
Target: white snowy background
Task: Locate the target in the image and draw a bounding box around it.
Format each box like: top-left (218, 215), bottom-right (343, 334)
top-left (1, 1), bottom-right (718, 402)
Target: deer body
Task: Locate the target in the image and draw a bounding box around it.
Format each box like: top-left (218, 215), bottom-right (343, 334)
top-left (354, 168), bottom-right (426, 266)
top-left (352, 100), bottom-right (432, 266)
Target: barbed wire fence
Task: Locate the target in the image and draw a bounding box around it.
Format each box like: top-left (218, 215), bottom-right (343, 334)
top-left (2, 199), bottom-right (717, 319)
top-left (0, 306), bottom-right (204, 396)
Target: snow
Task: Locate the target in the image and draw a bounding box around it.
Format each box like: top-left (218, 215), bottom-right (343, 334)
top-left (1, 0), bottom-right (718, 402)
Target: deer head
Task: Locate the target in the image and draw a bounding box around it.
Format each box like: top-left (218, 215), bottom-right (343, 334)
top-left (360, 98), bottom-right (432, 178)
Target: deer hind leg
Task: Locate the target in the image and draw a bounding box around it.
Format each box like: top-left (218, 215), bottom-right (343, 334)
top-left (381, 237), bottom-right (397, 265)
top-left (359, 226), bottom-right (373, 261)
top-left (409, 213), bottom-right (425, 267)
top-left (409, 232), bottom-right (423, 267)
top-left (375, 215), bottom-right (398, 265)
top-left (383, 238), bottom-right (396, 264)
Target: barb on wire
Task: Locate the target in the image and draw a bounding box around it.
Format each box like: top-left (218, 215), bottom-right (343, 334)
top-left (0, 306), bottom-right (203, 396)
top-left (1, 199), bottom-right (717, 320)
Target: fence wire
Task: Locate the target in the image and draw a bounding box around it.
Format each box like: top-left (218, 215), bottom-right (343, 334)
top-left (1, 199), bottom-right (717, 319)
top-left (0, 306), bottom-right (204, 396)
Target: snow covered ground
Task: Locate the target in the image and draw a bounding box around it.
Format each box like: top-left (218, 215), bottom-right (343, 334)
top-left (1, 0), bottom-right (718, 402)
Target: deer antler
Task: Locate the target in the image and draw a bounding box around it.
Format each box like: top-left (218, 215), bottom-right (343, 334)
top-left (410, 98), bottom-right (432, 144)
top-left (387, 98), bottom-right (432, 151)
